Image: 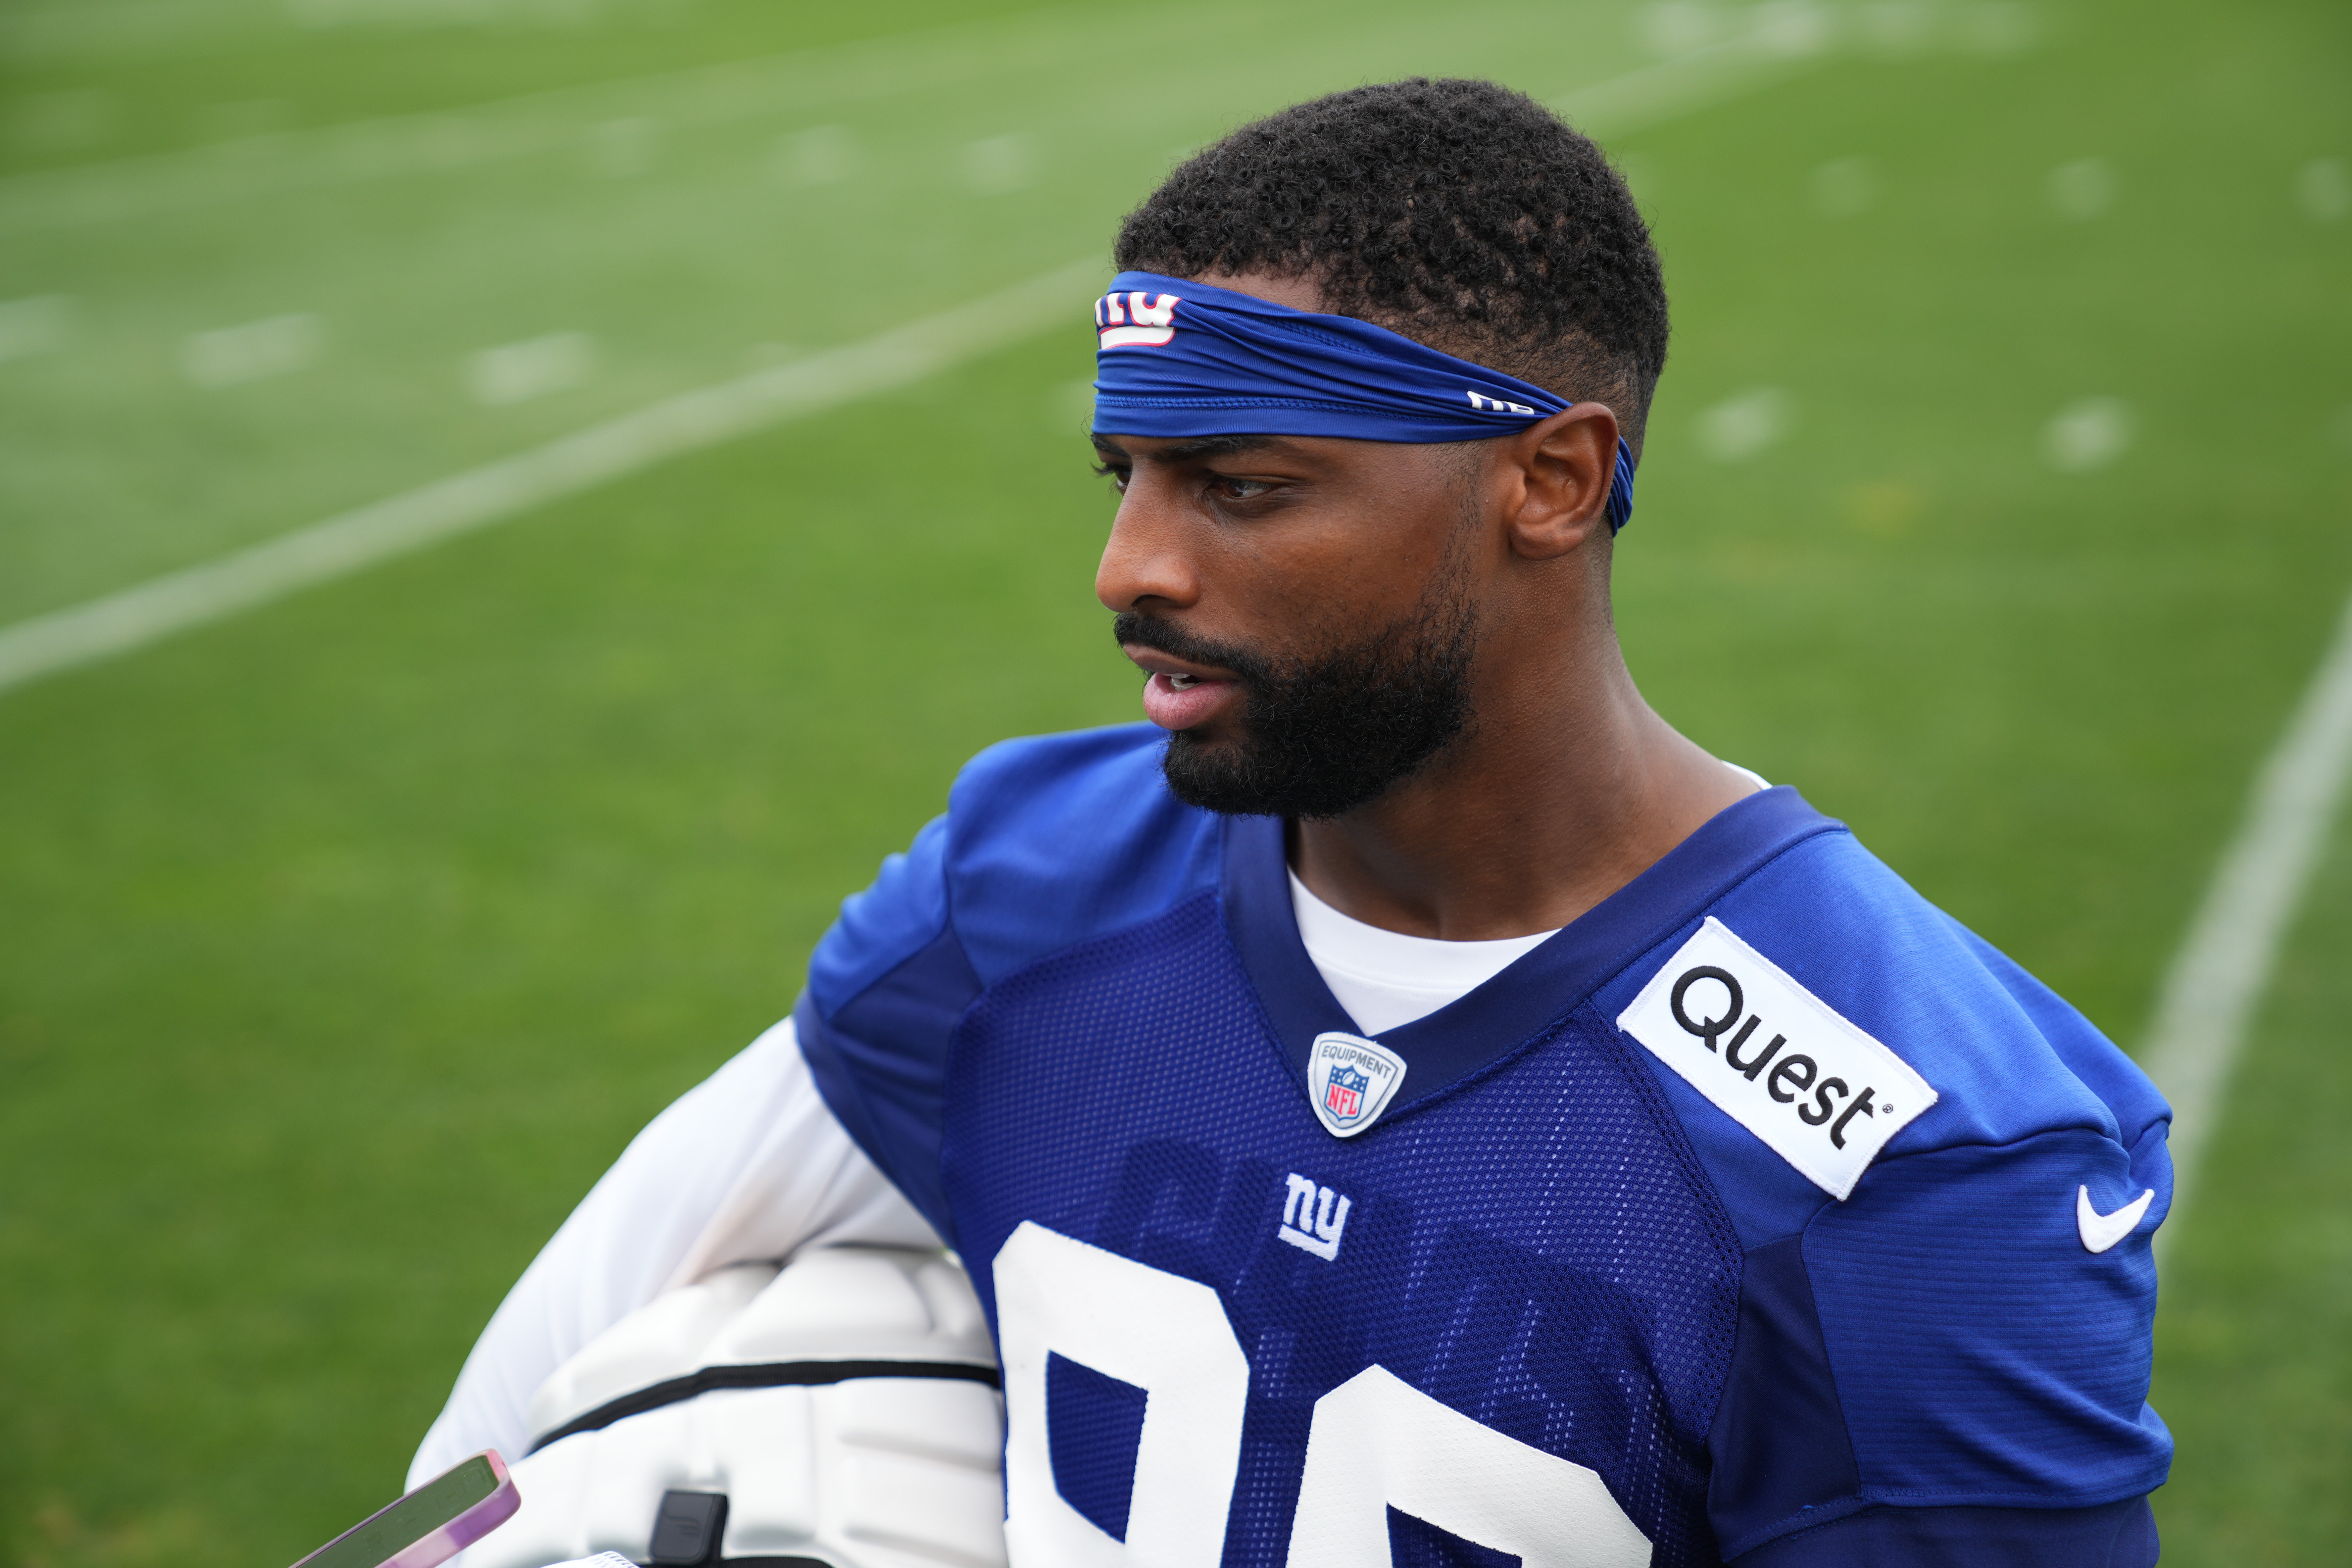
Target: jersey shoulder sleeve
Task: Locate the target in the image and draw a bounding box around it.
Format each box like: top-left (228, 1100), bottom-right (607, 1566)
top-left (796, 723), bottom-right (1219, 1240)
top-left (1595, 826), bottom-right (2173, 1556)
top-left (1607, 825), bottom-right (2166, 1236)
top-left (931, 721), bottom-right (1224, 985)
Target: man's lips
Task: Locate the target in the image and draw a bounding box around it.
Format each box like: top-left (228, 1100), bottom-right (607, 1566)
top-left (1122, 643), bottom-right (1241, 732)
top-left (1141, 670), bottom-right (1240, 730)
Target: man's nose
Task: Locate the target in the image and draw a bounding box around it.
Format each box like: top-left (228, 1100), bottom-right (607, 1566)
top-left (1095, 473), bottom-right (1202, 614)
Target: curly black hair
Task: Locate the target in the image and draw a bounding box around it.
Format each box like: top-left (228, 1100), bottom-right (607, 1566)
top-left (1115, 78), bottom-right (1668, 455)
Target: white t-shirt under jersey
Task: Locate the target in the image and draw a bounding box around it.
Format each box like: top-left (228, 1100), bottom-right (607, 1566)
top-left (1289, 870), bottom-right (1556, 1034)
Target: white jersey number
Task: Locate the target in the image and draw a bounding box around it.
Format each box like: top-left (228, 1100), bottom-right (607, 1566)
top-left (993, 1221), bottom-right (1649, 1568)
top-left (995, 1222), bottom-right (1251, 1568)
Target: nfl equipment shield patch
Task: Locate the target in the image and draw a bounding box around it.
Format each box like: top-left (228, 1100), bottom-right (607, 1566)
top-left (1306, 1032), bottom-right (1407, 1138)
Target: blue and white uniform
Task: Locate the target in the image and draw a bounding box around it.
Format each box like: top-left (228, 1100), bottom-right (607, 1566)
top-left (416, 727), bottom-right (2169, 1564)
top-left (797, 725), bottom-right (2169, 1565)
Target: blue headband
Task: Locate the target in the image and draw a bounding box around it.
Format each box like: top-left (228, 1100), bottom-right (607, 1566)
top-left (1090, 270), bottom-right (1635, 532)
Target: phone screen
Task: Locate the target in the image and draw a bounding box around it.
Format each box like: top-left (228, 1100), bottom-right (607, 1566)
top-left (294, 1455), bottom-right (502, 1568)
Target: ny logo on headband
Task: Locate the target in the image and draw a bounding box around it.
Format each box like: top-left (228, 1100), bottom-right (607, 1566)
top-left (1097, 290), bottom-right (1179, 349)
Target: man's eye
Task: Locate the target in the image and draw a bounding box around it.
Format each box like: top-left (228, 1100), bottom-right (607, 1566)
top-left (1091, 461), bottom-right (1130, 492)
top-left (1211, 476), bottom-right (1272, 501)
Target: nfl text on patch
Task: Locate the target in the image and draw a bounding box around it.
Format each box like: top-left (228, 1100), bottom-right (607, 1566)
top-left (1306, 1032), bottom-right (1408, 1138)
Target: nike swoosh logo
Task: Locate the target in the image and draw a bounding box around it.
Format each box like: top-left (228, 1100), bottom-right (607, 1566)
top-left (2076, 1184), bottom-right (2155, 1254)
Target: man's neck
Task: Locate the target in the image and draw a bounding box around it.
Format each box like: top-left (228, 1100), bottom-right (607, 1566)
top-left (1288, 642), bottom-right (1755, 942)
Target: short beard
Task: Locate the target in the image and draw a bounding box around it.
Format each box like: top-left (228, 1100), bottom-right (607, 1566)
top-left (1114, 562), bottom-right (1479, 821)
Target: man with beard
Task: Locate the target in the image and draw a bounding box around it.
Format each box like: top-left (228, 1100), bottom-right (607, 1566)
top-left (413, 80), bottom-right (2169, 1565)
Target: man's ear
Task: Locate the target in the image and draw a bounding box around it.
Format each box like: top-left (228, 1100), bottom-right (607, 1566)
top-left (1500, 405), bottom-right (1621, 560)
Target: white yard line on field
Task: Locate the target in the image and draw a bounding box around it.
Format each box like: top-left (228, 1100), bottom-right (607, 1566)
top-left (0, 1), bottom-right (1226, 236)
top-left (0, 31), bottom-right (1836, 696)
top-left (1554, 4), bottom-right (1834, 131)
top-left (0, 260), bottom-right (1101, 694)
top-left (0, 1), bottom-right (1849, 237)
top-left (2144, 585), bottom-right (2352, 1258)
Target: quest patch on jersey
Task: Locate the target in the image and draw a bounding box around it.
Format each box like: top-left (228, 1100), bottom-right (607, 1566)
top-left (1306, 1032), bottom-right (1407, 1138)
top-left (1617, 917), bottom-right (1937, 1199)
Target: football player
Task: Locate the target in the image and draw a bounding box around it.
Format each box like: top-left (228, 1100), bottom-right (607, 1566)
top-left (414, 79), bottom-right (2171, 1565)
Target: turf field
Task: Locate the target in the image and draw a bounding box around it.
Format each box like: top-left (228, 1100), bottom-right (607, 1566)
top-left (1, 1), bottom-right (2347, 1564)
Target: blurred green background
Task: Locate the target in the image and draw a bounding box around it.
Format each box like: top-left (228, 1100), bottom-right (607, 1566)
top-left (1, 1), bottom-right (2347, 1564)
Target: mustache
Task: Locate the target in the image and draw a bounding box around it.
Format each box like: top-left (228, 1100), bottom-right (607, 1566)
top-left (1111, 611), bottom-right (1276, 686)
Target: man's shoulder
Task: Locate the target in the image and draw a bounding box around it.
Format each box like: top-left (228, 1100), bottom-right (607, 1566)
top-left (1657, 824), bottom-right (2173, 1521)
top-left (945, 721), bottom-right (1194, 853)
top-left (1599, 812), bottom-right (2168, 1235)
top-left (1723, 827), bottom-right (2165, 1152)
top-left (799, 724), bottom-right (1223, 1218)
top-left (823, 723), bottom-right (1224, 1003)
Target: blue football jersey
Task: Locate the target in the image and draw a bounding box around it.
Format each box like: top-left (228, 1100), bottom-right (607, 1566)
top-left (795, 724), bottom-right (2171, 1567)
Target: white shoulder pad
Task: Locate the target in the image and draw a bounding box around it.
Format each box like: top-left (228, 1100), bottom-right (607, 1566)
top-left (525, 1264), bottom-right (780, 1441)
top-left (1617, 917), bottom-right (1937, 1200)
top-left (469, 1246), bottom-right (1005, 1568)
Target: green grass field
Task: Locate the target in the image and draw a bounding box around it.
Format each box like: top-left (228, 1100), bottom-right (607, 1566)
top-left (2, 1), bottom-right (2347, 1564)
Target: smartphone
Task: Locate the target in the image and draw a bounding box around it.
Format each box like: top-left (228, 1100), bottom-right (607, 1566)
top-left (290, 1452), bottom-right (521, 1568)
